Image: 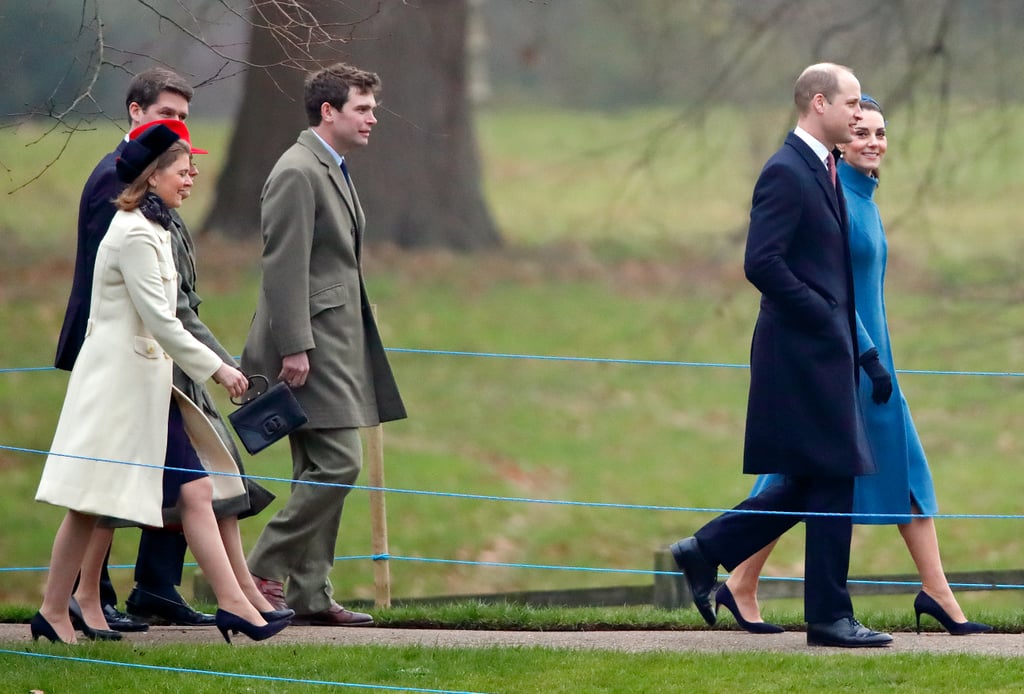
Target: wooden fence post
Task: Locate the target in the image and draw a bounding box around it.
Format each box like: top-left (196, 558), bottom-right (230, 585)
top-left (652, 547), bottom-right (692, 610)
top-left (367, 303), bottom-right (391, 608)
top-left (366, 422), bottom-right (391, 608)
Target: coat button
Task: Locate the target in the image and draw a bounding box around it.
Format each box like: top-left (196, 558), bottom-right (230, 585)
top-left (147, 345), bottom-right (155, 354)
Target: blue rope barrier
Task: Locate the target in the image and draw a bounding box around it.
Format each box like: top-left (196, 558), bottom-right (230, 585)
top-left (0, 649), bottom-right (488, 693)
top-left (356, 555), bottom-right (1024, 591)
top-left (3, 352), bottom-right (1022, 608)
top-left (4, 443), bottom-right (1021, 521)
top-left (5, 350), bottom-right (1024, 378)
top-left (5, 552), bottom-right (1021, 591)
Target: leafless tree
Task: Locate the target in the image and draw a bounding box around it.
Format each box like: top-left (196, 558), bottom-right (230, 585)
top-left (6, 0), bottom-right (1022, 249)
top-left (3, 0), bottom-right (501, 250)
top-left (203, 0), bottom-right (500, 250)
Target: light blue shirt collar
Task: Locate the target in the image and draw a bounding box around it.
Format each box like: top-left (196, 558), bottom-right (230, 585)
top-left (309, 128), bottom-right (346, 169)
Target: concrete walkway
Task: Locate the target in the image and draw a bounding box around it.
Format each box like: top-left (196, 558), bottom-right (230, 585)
top-left (2, 623), bottom-right (1023, 655)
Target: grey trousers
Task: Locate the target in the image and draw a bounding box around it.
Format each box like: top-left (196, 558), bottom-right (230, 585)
top-left (247, 427), bottom-right (362, 614)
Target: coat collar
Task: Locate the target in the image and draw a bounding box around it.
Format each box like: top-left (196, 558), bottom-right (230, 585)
top-left (296, 129), bottom-right (363, 230)
top-left (837, 160), bottom-right (878, 201)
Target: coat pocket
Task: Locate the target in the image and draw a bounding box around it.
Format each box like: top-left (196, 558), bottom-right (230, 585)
top-left (309, 283), bottom-right (348, 318)
top-left (133, 335), bottom-right (163, 359)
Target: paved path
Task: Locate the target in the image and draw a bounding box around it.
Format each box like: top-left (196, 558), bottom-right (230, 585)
top-left (2, 624), bottom-right (1023, 655)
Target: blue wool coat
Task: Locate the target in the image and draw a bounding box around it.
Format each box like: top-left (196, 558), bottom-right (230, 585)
top-left (750, 161), bottom-right (938, 523)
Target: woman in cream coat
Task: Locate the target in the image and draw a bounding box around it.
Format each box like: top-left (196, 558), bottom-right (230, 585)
top-left (33, 125), bottom-right (289, 645)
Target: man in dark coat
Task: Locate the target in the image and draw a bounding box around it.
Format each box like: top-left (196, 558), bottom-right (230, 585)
top-left (245, 63), bottom-right (406, 626)
top-left (669, 63), bottom-right (892, 648)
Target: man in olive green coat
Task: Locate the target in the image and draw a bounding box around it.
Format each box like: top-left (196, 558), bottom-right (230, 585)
top-left (244, 63), bottom-right (406, 626)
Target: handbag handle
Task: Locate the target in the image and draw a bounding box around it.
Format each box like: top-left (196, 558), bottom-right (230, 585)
top-left (231, 373), bottom-right (270, 406)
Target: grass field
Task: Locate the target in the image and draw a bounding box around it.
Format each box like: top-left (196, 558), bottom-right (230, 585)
top-left (2, 104), bottom-right (1024, 690)
top-left (4, 643), bottom-right (1024, 693)
top-left (10, 641), bottom-right (1024, 693)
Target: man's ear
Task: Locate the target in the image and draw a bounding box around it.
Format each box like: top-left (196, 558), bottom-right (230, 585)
top-left (128, 101), bottom-right (143, 124)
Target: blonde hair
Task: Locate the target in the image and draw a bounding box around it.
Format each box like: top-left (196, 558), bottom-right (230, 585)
top-left (115, 140), bottom-right (191, 211)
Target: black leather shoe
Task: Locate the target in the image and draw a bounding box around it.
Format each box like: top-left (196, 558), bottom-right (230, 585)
top-left (807, 617), bottom-right (893, 648)
top-left (126, 587), bottom-right (216, 626)
top-left (669, 537), bottom-right (718, 625)
top-left (102, 604), bottom-right (149, 633)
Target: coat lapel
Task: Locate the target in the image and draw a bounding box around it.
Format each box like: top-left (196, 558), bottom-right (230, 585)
top-left (297, 130), bottom-right (362, 237)
top-left (786, 133), bottom-right (842, 222)
top-left (170, 212), bottom-right (196, 279)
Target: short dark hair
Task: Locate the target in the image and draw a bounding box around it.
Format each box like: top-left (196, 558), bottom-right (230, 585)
top-left (304, 62), bottom-right (381, 126)
top-left (793, 63), bottom-right (854, 114)
top-left (124, 68), bottom-right (194, 124)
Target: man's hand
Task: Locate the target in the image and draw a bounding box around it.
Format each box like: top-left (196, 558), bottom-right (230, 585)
top-left (859, 348), bottom-right (893, 405)
top-left (279, 351), bottom-right (310, 388)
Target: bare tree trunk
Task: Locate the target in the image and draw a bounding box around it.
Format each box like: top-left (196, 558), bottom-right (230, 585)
top-left (203, 0), bottom-right (501, 251)
top-left (202, 2), bottom-right (307, 240)
top-left (345, 0), bottom-right (500, 250)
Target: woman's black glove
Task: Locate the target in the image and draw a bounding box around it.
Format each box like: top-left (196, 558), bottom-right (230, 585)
top-left (859, 348), bottom-right (893, 404)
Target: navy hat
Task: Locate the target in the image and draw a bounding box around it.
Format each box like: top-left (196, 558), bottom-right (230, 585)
top-left (115, 123), bottom-right (181, 183)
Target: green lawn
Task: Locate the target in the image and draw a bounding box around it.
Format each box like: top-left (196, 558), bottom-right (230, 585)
top-left (1, 104), bottom-right (1023, 688)
top-left (3, 644), bottom-right (1024, 693)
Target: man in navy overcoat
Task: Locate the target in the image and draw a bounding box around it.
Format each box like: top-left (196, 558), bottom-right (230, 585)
top-left (669, 63), bottom-right (892, 648)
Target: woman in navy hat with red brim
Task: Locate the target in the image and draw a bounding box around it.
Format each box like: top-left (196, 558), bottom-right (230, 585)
top-left (33, 124), bottom-right (290, 645)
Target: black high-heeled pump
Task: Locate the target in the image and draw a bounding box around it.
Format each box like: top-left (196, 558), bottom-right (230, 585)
top-left (30, 612), bottom-right (69, 644)
top-left (215, 609), bottom-right (290, 644)
top-left (68, 598), bottom-right (123, 641)
top-left (913, 591), bottom-right (992, 635)
top-left (715, 584), bottom-right (784, 634)
top-left (261, 608), bottom-right (295, 622)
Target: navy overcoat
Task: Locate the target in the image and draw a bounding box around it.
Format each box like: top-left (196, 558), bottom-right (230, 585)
top-left (741, 133), bottom-right (874, 478)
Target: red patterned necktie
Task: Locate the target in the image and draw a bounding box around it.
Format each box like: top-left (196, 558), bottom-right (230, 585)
top-left (826, 152), bottom-right (836, 187)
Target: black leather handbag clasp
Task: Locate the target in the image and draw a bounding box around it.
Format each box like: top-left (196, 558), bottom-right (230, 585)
top-left (228, 374), bottom-right (308, 454)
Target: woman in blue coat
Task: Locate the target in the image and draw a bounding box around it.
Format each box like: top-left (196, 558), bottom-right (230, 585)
top-left (714, 97), bottom-right (990, 636)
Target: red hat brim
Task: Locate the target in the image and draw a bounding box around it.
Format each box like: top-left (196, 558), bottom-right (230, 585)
top-left (129, 119), bottom-right (207, 155)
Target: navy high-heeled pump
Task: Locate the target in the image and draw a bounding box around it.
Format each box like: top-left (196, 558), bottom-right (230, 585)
top-left (913, 591), bottom-right (992, 635)
top-left (215, 609), bottom-right (290, 644)
top-left (715, 584), bottom-right (784, 634)
top-left (69, 597), bottom-right (123, 641)
top-left (261, 608), bottom-right (295, 622)
top-left (30, 612), bottom-right (68, 644)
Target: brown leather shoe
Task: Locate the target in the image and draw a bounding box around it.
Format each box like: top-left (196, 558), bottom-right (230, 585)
top-left (251, 574), bottom-right (289, 612)
top-left (292, 601), bottom-right (374, 627)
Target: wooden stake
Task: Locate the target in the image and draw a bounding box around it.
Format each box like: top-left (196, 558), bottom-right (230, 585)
top-left (367, 304), bottom-right (392, 607)
top-left (366, 422), bottom-right (391, 607)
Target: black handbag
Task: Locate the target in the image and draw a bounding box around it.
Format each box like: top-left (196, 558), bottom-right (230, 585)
top-left (228, 374), bottom-right (308, 454)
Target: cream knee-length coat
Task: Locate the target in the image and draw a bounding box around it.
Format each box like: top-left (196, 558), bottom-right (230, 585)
top-left (36, 207), bottom-right (244, 527)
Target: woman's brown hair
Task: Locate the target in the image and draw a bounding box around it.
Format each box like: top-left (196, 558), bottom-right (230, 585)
top-left (115, 139), bottom-right (191, 212)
